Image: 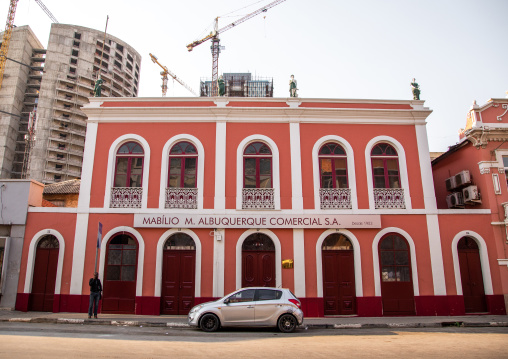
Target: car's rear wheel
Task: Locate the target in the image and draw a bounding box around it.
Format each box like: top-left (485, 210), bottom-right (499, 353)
top-left (200, 313), bottom-right (220, 332)
top-left (278, 313), bottom-right (297, 333)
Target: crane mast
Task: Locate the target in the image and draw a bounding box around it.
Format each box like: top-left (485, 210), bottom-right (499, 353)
top-left (149, 53), bottom-right (197, 97)
top-left (186, 0), bottom-right (286, 96)
top-left (0, 0), bottom-right (19, 91)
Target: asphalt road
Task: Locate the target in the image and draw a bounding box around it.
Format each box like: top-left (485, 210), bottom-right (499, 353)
top-left (0, 322), bottom-right (506, 358)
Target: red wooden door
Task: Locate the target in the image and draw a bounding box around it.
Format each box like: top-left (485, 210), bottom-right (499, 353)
top-left (102, 235), bottom-right (138, 314)
top-left (242, 251), bottom-right (275, 287)
top-left (458, 237), bottom-right (487, 313)
top-left (379, 234), bottom-right (415, 315)
top-left (322, 250), bottom-right (356, 315)
top-left (161, 250), bottom-right (195, 315)
top-left (29, 246), bottom-right (59, 312)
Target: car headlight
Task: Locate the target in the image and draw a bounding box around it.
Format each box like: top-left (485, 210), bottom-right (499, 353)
top-left (189, 304), bottom-right (203, 314)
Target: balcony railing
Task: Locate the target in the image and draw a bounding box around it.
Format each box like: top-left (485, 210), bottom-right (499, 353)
top-left (242, 188), bottom-right (274, 209)
top-left (373, 188), bottom-right (406, 209)
top-left (165, 188), bottom-right (198, 209)
top-left (320, 188), bottom-right (352, 209)
top-left (110, 187), bottom-right (142, 208)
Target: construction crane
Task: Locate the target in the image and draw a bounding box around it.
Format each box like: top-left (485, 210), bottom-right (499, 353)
top-left (186, 0), bottom-right (286, 96)
top-left (0, 0), bottom-right (19, 90)
top-left (149, 53), bottom-right (198, 97)
top-left (35, 0), bottom-right (59, 23)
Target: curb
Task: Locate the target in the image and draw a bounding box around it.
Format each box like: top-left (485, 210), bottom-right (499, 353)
top-left (2, 317), bottom-right (507, 329)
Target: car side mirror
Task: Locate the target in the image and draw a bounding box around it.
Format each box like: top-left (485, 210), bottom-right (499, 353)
top-left (223, 298), bottom-right (230, 305)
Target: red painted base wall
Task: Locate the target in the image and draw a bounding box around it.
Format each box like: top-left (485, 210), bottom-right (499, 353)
top-left (15, 294), bottom-right (506, 317)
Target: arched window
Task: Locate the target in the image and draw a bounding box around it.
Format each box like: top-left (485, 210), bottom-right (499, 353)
top-left (168, 142), bottom-right (197, 188)
top-left (243, 142), bottom-right (272, 189)
top-left (114, 142), bottom-right (144, 188)
top-left (319, 143), bottom-right (348, 188)
top-left (371, 143), bottom-right (400, 189)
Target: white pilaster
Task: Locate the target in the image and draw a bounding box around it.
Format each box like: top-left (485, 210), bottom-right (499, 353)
top-left (293, 229), bottom-right (306, 297)
top-left (69, 213), bottom-right (89, 294)
top-left (426, 215), bottom-right (447, 295)
top-left (289, 122), bottom-right (303, 210)
top-left (415, 124), bottom-right (437, 211)
top-left (214, 121), bottom-right (227, 210)
top-left (212, 229), bottom-right (225, 297)
top-left (78, 122), bottom-right (98, 209)
top-left (415, 124), bottom-right (446, 295)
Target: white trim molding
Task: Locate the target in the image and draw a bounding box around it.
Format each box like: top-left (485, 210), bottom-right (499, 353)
top-left (158, 134), bottom-right (205, 209)
top-left (312, 135), bottom-right (358, 210)
top-left (24, 229), bottom-right (66, 295)
top-left (372, 227), bottom-right (419, 297)
top-left (293, 229), bottom-right (306, 297)
top-left (214, 121), bottom-right (227, 210)
top-left (99, 226), bottom-right (145, 297)
top-left (451, 231), bottom-right (493, 295)
top-left (289, 123), bottom-right (304, 210)
top-left (236, 135), bottom-right (281, 210)
top-left (154, 229), bottom-right (202, 298)
top-left (78, 122), bottom-right (98, 209)
top-left (104, 134), bottom-right (151, 209)
top-left (365, 136), bottom-right (412, 210)
top-left (316, 229), bottom-right (363, 298)
top-left (235, 229), bottom-right (282, 290)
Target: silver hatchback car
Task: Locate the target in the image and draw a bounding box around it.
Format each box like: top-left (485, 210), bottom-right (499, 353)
top-left (188, 287), bottom-right (304, 333)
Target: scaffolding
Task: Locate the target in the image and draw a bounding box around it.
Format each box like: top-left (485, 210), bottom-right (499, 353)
top-left (200, 73), bottom-right (273, 97)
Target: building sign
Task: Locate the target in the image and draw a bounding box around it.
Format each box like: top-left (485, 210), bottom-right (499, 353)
top-left (134, 214), bottom-right (381, 229)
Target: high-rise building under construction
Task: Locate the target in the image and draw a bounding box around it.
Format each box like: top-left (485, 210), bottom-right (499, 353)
top-left (200, 73), bottom-right (273, 97)
top-left (0, 24), bottom-right (141, 183)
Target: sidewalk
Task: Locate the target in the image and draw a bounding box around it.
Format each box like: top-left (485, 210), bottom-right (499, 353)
top-left (0, 309), bottom-right (506, 329)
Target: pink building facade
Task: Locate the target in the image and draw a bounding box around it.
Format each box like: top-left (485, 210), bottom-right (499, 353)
top-left (15, 97), bottom-right (507, 317)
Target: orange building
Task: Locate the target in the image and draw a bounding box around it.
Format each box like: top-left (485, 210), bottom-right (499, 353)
top-left (14, 96), bottom-right (507, 317)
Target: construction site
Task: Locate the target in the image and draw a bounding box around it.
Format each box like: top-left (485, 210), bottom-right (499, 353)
top-left (0, 1), bottom-right (141, 184)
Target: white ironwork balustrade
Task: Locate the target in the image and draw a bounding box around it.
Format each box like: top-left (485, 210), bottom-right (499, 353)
top-left (320, 188), bottom-right (352, 209)
top-left (242, 188), bottom-right (274, 209)
top-left (373, 188), bottom-right (406, 209)
top-left (110, 187), bottom-right (143, 208)
top-left (165, 188), bottom-right (198, 209)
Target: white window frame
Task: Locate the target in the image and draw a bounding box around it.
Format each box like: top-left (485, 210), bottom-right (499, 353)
top-left (104, 134), bottom-right (150, 209)
top-left (312, 135), bottom-right (357, 210)
top-left (365, 136), bottom-right (412, 210)
top-left (236, 135), bottom-right (280, 210)
top-left (159, 134), bottom-right (205, 210)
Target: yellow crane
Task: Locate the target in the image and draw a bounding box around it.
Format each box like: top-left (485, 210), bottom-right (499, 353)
top-left (149, 53), bottom-right (197, 97)
top-left (186, 0), bottom-right (286, 96)
top-left (0, 0), bottom-right (19, 90)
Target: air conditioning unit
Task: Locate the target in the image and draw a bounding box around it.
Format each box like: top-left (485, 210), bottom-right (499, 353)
top-left (445, 176), bottom-right (457, 191)
top-left (463, 185), bottom-right (481, 203)
top-left (454, 170), bottom-right (471, 188)
top-left (446, 192), bottom-right (464, 208)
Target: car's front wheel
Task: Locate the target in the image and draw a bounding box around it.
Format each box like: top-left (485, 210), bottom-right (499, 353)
top-left (278, 313), bottom-right (297, 333)
top-left (200, 313), bottom-right (220, 332)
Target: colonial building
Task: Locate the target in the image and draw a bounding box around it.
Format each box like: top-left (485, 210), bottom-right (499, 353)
top-left (14, 96), bottom-right (507, 316)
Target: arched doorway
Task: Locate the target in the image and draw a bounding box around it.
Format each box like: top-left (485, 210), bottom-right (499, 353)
top-left (242, 233), bottom-right (275, 287)
top-left (102, 233), bottom-right (138, 313)
top-left (161, 233), bottom-right (196, 315)
top-left (378, 233), bottom-right (415, 315)
top-left (458, 236), bottom-right (487, 313)
top-left (322, 233), bottom-right (356, 315)
top-left (29, 235), bottom-right (59, 312)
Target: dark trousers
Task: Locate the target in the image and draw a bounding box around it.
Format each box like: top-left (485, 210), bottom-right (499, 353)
top-left (88, 291), bottom-right (100, 316)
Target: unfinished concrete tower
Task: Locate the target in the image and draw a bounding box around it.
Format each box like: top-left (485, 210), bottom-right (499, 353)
top-left (0, 26), bottom-right (44, 179)
top-left (0, 24), bottom-right (141, 183)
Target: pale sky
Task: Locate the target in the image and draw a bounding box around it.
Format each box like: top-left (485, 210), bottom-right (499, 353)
top-left (2, 0), bottom-right (507, 152)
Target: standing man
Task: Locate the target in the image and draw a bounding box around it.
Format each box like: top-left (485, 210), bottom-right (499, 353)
top-left (88, 272), bottom-right (102, 319)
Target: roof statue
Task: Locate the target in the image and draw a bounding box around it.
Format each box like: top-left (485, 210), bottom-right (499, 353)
top-left (218, 75), bottom-right (225, 96)
top-left (94, 75), bottom-right (103, 97)
top-left (289, 75), bottom-right (298, 97)
top-left (411, 78), bottom-right (420, 100)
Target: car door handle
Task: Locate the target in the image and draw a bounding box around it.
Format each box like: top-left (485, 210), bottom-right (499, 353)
top-left (247, 306), bottom-right (254, 309)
